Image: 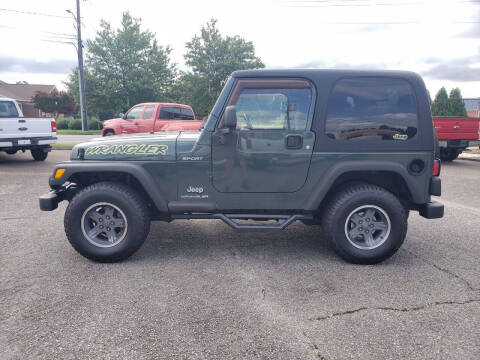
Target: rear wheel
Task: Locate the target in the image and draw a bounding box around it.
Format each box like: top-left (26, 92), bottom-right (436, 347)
top-left (440, 148), bottom-right (460, 161)
top-left (321, 183), bottom-right (407, 264)
top-left (31, 148), bottom-right (48, 161)
top-left (5, 149), bottom-right (17, 155)
top-left (64, 182), bottom-right (150, 262)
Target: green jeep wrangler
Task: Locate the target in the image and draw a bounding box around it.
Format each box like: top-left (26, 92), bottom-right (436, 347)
top-left (40, 69), bottom-right (443, 264)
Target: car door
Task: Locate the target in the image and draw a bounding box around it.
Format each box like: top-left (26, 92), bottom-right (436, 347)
top-left (137, 104), bottom-right (155, 133)
top-left (121, 105), bottom-right (144, 134)
top-left (212, 78), bottom-right (316, 193)
top-left (154, 105), bottom-right (173, 131)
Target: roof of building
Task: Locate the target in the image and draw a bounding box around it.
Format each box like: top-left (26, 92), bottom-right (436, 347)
top-left (0, 82), bottom-right (56, 102)
top-left (463, 98), bottom-right (480, 111)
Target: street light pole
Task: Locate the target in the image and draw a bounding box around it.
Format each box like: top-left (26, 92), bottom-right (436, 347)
top-left (70, 0), bottom-right (87, 131)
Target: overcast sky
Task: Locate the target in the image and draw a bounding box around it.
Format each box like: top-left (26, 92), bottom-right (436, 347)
top-left (1, 0), bottom-right (479, 98)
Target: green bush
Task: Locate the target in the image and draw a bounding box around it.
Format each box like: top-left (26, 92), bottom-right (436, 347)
top-left (68, 119), bottom-right (83, 130)
top-left (56, 118), bottom-right (69, 130)
top-left (87, 117), bottom-right (102, 130)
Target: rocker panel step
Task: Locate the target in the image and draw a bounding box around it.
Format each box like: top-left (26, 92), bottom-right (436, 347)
top-left (171, 213), bottom-right (313, 231)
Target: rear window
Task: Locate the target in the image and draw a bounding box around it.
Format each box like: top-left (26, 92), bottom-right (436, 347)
top-left (326, 77), bottom-right (418, 141)
top-left (159, 106), bottom-right (194, 120)
top-left (0, 101), bottom-right (19, 117)
top-left (180, 107), bottom-right (195, 120)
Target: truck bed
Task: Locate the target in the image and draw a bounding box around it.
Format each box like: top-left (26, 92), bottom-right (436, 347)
top-left (433, 116), bottom-right (480, 141)
top-left (0, 117), bottom-right (56, 148)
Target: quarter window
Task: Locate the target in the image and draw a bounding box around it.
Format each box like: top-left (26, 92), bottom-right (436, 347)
top-left (326, 77), bottom-right (418, 141)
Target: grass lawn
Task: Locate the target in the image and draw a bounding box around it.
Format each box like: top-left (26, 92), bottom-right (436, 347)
top-left (56, 129), bottom-right (102, 135)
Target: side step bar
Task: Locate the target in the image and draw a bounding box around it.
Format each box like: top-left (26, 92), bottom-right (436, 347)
top-left (171, 213), bottom-right (313, 231)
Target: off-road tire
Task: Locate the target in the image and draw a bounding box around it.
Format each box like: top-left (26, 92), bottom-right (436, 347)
top-left (31, 148), bottom-right (48, 161)
top-left (440, 148), bottom-right (460, 162)
top-left (321, 183), bottom-right (408, 264)
top-left (64, 182), bottom-right (150, 262)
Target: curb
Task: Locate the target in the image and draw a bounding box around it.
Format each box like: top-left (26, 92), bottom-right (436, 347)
top-left (459, 156), bottom-right (480, 162)
top-left (52, 145), bottom-right (74, 150)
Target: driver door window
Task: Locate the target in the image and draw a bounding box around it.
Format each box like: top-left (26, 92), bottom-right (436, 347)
top-left (126, 106), bottom-right (144, 120)
top-left (226, 79), bottom-right (313, 131)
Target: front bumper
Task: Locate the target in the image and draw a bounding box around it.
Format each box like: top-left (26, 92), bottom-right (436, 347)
top-left (39, 184), bottom-right (75, 211)
top-left (419, 201), bottom-right (444, 219)
top-left (39, 191), bottom-right (60, 211)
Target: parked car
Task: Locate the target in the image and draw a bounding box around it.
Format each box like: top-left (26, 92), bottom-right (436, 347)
top-left (0, 98), bottom-right (56, 161)
top-left (40, 69), bottom-right (443, 264)
top-left (101, 103), bottom-right (202, 136)
top-left (433, 116), bottom-right (480, 161)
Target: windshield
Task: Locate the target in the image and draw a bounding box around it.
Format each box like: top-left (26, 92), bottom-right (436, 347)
top-left (0, 101), bottom-right (19, 117)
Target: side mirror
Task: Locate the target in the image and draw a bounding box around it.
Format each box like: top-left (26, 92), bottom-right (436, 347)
top-left (224, 105), bottom-right (237, 130)
top-left (119, 113), bottom-right (125, 119)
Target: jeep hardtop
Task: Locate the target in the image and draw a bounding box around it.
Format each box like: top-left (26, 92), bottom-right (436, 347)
top-left (40, 69), bottom-right (443, 264)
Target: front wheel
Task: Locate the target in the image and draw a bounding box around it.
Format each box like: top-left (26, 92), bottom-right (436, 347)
top-left (31, 148), bottom-right (48, 161)
top-left (321, 183), bottom-right (408, 264)
top-left (64, 182), bottom-right (150, 262)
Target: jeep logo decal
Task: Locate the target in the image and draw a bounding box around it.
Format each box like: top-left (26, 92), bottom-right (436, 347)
top-left (186, 186), bottom-right (204, 194)
top-left (393, 134), bottom-right (408, 141)
top-left (85, 144), bottom-right (168, 156)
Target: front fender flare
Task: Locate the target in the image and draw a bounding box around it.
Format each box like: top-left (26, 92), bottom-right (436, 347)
top-left (49, 162), bottom-right (168, 212)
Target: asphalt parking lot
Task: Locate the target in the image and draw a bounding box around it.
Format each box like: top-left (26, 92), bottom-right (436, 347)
top-left (1, 150), bottom-right (479, 359)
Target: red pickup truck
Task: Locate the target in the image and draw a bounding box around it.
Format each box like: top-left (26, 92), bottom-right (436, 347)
top-left (433, 116), bottom-right (480, 161)
top-left (102, 103), bottom-right (202, 136)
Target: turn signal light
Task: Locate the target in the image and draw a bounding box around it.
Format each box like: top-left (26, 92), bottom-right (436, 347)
top-left (51, 121), bottom-right (57, 132)
top-left (432, 160), bottom-right (441, 176)
top-left (54, 168), bottom-right (66, 179)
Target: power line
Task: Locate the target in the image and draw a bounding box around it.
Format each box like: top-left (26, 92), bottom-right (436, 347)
top-left (277, 0), bottom-right (480, 6)
top-left (277, 0), bottom-right (480, 3)
top-left (0, 8), bottom-right (70, 19)
top-left (0, 25), bottom-right (76, 37)
top-left (321, 21), bottom-right (480, 24)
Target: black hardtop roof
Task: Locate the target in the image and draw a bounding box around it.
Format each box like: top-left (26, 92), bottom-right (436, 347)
top-left (232, 68), bottom-right (421, 80)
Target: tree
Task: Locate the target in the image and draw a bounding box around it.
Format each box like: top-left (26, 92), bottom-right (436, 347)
top-left (448, 88), bottom-right (467, 116)
top-left (65, 12), bottom-right (176, 117)
top-left (179, 19), bottom-right (264, 116)
top-left (32, 90), bottom-right (75, 119)
top-left (431, 87), bottom-right (450, 116)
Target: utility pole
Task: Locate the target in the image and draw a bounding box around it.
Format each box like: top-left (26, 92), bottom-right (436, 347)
top-left (76, 0), bottom-right (87, 131)
top-left (68, 0), bottom-right (87, 131)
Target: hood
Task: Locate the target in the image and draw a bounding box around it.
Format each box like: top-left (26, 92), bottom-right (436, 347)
top-left (70, 131), bottom-right (201, 161)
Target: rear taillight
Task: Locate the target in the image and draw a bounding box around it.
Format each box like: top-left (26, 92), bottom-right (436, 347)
top-left (51, 121), bottom-right (56, 132)
top-left (433, 159), bottom-right (441, 176)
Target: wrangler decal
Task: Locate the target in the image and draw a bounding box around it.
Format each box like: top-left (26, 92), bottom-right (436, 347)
top-left (85, 144), bottom-right (169, 156)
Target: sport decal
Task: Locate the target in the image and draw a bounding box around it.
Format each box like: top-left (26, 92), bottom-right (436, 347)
top-left (85, 144), bottom-right (169, 156)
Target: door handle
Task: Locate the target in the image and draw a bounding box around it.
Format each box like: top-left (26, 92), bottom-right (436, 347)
top-left (134, 122), bottom-right (139, 125)
top-left (285, 134), bottom-right (303, 149)
top-left (453, 125), bottom-right (460, 129)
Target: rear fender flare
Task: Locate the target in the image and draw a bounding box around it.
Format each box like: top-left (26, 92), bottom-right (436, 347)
top-left (305, 160), bottom-right (422, 210)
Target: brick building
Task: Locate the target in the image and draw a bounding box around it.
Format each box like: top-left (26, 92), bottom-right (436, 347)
top-left (0, 80), bottom-right (56, 117)
top-left (463, 98), bottom-right (480, 118)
